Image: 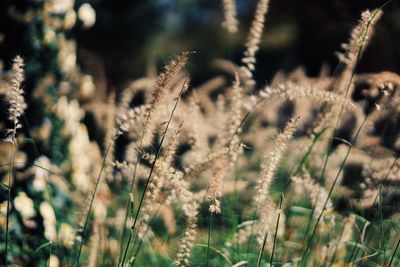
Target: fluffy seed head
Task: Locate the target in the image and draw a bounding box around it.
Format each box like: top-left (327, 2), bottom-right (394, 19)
top-left (142, 52), bottom-right (189, 146)
top-left (6, 55), bottom-right (26, 144)
top-left (254, 116), bottom-right (298, 212)
top-left (221, 0), bottom-right (239, 33)
top-left (336, 9), bottom-right (382, 68)
top-left (241, 0), bottom-right (269, 87)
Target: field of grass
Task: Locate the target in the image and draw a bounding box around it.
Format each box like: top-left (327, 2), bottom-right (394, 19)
top-left (1, 0), bottom-right (400, 266)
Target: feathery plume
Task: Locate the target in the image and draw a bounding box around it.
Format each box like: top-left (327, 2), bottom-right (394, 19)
top-left (142, 52), bottom-right (189, 146)
top-left (336, 9), bottom-right (382, 72)
top-left (228, 74), bottom-right (244, 165)
top-left (221, 0), bottom-right (239, 33)
top-left (207, 158), bottom-right (228, 214)
top-left (137, 125), bottom-right (182, 239)
top-left (173, 201), bottom-right (198, 267)
top-left (241, 0), bottom-right (269, 87)
top-left (254, 116), bottom-right (298, 212)
top-left (165, 161), bottom-right (199, 267)
top-left (311, 10), bottom-right (382, 134)
top-left (118, 78), bottom-right (153, 115)
top-left (259, 82), bottom-right (355, 109)
top-left (335, 9), bottom-right (382, 96)
top-left (6, 55), bottom-right (26, 144)
top-left (117, 104), bottom-right (150, 139)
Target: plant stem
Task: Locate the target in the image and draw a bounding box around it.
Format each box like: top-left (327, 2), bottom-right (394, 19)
top-left (301, 114), bottom-right (368, 265)
top-left (5, 144), bottom-right (15, 267)
top-left (270, 194), bottom-right (283, 266)
top-left (389, 236), bottom-right (400, 267)
top-left (75, 137), bottom-right (116, 266)
top-left (379, 185), bottom-right (385, 265)
top-left (299, 7), bottom-right (385, 263)
top-left (206, 213), bottom-right (213, 267)
top-left (120, 79), bottom-right (187, 266)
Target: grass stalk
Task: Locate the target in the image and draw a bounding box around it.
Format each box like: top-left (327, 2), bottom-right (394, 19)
top-left (299, 6), bottom-right (387, 264)
top-left (347, 157), bottom-right (397, 264)
top-left (388, 236), bottom-right (400, 267)
top-left (118, 54), bottom-right (189, 265)
top-left (206, 213), bottom-right (213, 267)
top-left (301, 114), bottom-right (369, 265)
top-left (255, 195), bottom-right (283, 267)
top-left (75, 137), bottom-right (116, 266)
top-left (5, 144), bottom-right (16, 267)
top-left (379, 185), bottom-right (385, 265)
top-left (130, 194), bottom-right (165, 266)
top-left (269, 194), bottom-right (283, 266)
top-left (256, 230), bottom-right (268, 267)
top-left (120, 79), bottom-right (187, 266)
top-left (195, 244), bottom-right (233, 266)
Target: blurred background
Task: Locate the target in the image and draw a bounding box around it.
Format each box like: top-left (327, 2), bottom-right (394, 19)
top-left (1, 1), bottom-right (400, 264)
top-left (1, 0), bottom-right (400, 96)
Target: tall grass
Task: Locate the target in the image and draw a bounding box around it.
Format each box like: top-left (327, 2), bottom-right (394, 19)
top-left (1, 1), bottom-right (400, 266)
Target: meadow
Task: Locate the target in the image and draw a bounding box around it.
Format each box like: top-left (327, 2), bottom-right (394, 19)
top-left (1, 0), bottom-right (400, 266)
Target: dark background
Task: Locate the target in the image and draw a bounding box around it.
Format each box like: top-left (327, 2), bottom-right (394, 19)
top-left (1, 0), bottom-right (400, 93)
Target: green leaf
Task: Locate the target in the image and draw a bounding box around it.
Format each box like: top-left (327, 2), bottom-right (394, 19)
top-left (194, 243), bottom-right (233, 266)
top-left (35, 241), bottom-right (52, 253)
top-left (293, 127), bottom-right (329, 175)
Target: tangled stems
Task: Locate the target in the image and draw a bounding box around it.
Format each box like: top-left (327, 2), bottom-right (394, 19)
top-left (120, 79), bottom-right (187, 266)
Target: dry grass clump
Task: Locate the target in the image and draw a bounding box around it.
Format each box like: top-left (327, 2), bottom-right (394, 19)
top-left (1, 1), bottom-right (400, 267)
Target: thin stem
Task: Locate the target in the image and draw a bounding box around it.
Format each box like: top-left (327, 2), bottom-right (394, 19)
top-left (246, 209), bottom-right (258, 259)
top-left (117, 58), bottom-right (187, 265)
top-left (256, 230), bottom-right (268, 267)
top-left (117, 133), bottom-right (147, 265)
top-left (194, 244), bottom-right (233, 266)
top-left (347, 158), bottom-right (397, 264)
top-left (47, 242), bottom-right (52, 267)
top-left (130, 237), bottom-right (144, 266)
top-left (299, 7), bottom-right (386, 263)
top-left (5, 144), bottom-right (15, 267)
top-left (256, 197), bottom-right (283, 267)
top-left (270, 194), bottom-right (283, 266)
top-left (130, 200), bottom-right (165, 266)
top-left (301, 114), bottom-right (368, 265)
top-left (120, 79), bottom-right (187, 266)
top-left (372, 157), bottom-right (398, 205)
top-left (379, 185), bottom-right (385, 265)
top-left (301, 7), bottom-right (385, 249)
top-left (246, 139), bottom-right (286, 259)
top-left (206, 213), bottom-right (213, 267)
top-left (0, 161), bottom-right (68, 183)
top-left (117, 160), bottom-right (140, 265)
top-left (233, 161), bottom-right (240, 259)
top-left (75, 137), bottom-right (116, 266)
top-left (388, 236), bottom-right (400, 267)
top-left (119, 133), bottom-right (162, 266)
